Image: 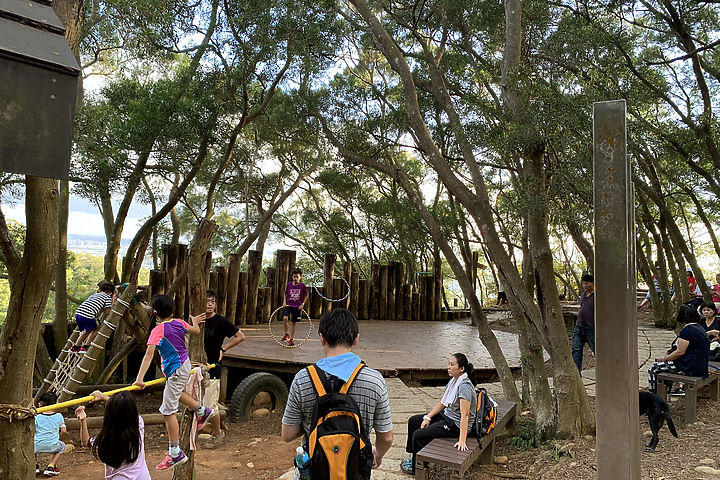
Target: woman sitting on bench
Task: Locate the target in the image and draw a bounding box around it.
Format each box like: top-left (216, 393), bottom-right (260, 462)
top-left (648, 319), bottom-right (709, 394)
top-left (401, 353), bottom-right (477, 476)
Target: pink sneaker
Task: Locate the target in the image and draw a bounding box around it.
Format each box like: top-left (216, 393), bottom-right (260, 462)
top-left (156, 451), bottom-right (188, 470)
top-left (196, 407), bottom-right (217, 430)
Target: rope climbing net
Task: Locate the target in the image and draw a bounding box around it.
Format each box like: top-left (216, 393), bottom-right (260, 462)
top-left (47, 349), bottom-right (83, 397)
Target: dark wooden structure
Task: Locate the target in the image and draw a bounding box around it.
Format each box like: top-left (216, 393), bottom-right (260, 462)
top-left (414, 399), bottom-right (517, 480)
top-left (143, 245), bottom-right (447, 326)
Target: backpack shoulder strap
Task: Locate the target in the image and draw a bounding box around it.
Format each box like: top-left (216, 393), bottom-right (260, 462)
top-left (307, 365), bottom-right (327, 396)
top-left (339, 362), bottom-right (365, 394)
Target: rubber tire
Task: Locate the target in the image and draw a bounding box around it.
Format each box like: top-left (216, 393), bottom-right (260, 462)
top-left (229, 372), bottom-right (288, 422)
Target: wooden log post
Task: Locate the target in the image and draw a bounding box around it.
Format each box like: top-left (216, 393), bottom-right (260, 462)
top-left (162, 244), bottom-right (179, 290)
top-left (310, 286), bottom-right (323, 319)
top-left (225, 253), bottom-right (242, 325)
top-left (379, 264), bottom-right (389, 320)
top-left (236, 272), bottom-right (248, 326)
top-left (149, 269), bottom-right (166, 298)
top-left (245, 250), bottom-right (262, 325)
top-left (387, 262), bottom-right (396, 320)
top-left (332, 278), bottom-right (343, 310)
top-left (412, 291), bottom-right (420, 321)
top-left (342, 262), bottom-right (353, 310)
top-left (427, 276), bottom-right (436, 321)
top-left (255, 288), bottom-right (264, 324)
top-left (418, 275), bottom-right (427, 321)
top-left (395, 262), bottom-right (404, 320)
top-left (174, 244), bottom-right (188, 319)
top-left (403, 284), bottom-right (413, 320)
top-left (65, 411), bottom-right (227, 430)
top-left (108, 313), bottom-right (128, 382)
top-left (215, 265), bottom-right (228, 317)
top-left (369, 263), bottom-right (380, 320)
top-left (289, 250), bottom-right (297, 271)
top-left (358, 279), bottom-right (369, 319)
top-left (434, 275), bottom-right (442, 321)
top-left (350, 272), bottom-right (360, 317)
top-left (276, 250), bottom-right (294, 317)
top-left (208, 271), bottom-right (218, 294)
top-left (323, 254), bottom-right (336, 313)
top-left (260, 287), bottom-right (272, 324)
top-left (265, 267), bottom-right (278, 312)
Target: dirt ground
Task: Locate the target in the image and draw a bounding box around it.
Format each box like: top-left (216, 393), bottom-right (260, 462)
top-left (41, 310), bottom-right (718, 480)
top-left (44, 401), bottom-right (296, 479)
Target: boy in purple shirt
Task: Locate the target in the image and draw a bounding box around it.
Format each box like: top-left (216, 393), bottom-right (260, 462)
top-left (133, 294), bottom-right (215, 470)
top-left (282, 268), bottom-right (308, 346)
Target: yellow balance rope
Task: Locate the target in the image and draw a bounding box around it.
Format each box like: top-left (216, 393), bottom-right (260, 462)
top-left (35, 363), bottom-right (216, 414)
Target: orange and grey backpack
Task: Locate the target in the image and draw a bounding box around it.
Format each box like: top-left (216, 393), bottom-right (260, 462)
top-left (473, 387), bottom-right (497, 444)
top-left (305, 363), bottom-right (373, 480)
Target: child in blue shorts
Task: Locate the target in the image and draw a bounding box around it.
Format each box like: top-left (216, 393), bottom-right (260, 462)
top-left (71, 282), bottom-right (115, 352)
top-left (35, 392), bottom-right (66, 476)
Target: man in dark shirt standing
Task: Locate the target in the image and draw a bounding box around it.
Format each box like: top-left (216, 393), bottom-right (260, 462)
top-left (572, 273), bottom-right (595, 373)
top-left (203, 290), bottom-right (245, 446)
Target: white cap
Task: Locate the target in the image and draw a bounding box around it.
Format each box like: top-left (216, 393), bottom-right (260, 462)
top-left (296, 446), bottom-right (304, 454)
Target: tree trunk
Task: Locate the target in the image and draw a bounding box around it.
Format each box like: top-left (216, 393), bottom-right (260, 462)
top-left (172, 219), bottom-right (217, 480)
top-left (0, 177), bottom-right (59, 479)
top-left (525, 151), bottom-right (594, 437)
top-left (52, 181), bottom-right (70, 355)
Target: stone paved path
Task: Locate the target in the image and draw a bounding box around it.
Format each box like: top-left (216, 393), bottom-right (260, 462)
top-left (277, 322), bottom-right (678, 479)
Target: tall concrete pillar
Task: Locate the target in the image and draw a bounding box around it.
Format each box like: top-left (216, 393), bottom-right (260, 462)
top-left (594, 99), bottom-right (640, 479)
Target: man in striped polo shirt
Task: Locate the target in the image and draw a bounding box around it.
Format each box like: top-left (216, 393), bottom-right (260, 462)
top-left (282, 308), bottom-right (394, 477)
top-left (71, 282), bottom-right (115, 353)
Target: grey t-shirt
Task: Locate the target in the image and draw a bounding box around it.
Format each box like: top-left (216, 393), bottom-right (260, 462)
top-left (282, 366), bottom-right (393, 436)
top-left (443, 379), bottom-right (477, 430)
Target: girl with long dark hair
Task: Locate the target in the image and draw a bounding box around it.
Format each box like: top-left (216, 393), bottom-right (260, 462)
top-left (76, 390), bottom-right (150, 479)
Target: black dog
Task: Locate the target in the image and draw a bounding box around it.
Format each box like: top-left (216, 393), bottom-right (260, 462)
top-left (639, 391), bottom-right (678, 452)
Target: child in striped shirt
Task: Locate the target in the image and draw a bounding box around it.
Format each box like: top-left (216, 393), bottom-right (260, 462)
top-left (71, 282), bottom-right (115, 353)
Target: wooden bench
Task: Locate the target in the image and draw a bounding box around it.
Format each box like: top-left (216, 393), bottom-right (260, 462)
top-left (657, 362), bottom-right (720, 424)
top-left (414, 399), bottom-right (517, 480)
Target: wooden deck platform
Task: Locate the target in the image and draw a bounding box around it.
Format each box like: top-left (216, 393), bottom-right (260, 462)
top-left (222, 320), bottom-right (528, 381)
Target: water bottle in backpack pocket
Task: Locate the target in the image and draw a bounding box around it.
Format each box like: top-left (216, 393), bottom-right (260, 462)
top-left (294, 446), bottom-right (311, 480)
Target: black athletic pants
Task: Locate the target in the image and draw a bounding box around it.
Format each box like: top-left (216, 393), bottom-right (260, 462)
top-left (405, 413), bottom-right (460, 472)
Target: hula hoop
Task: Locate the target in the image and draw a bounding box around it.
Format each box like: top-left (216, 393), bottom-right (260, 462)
top-left (312, 276), bottom-right (350, 303)
top-left (268, 305), bottom-right (313, 349)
